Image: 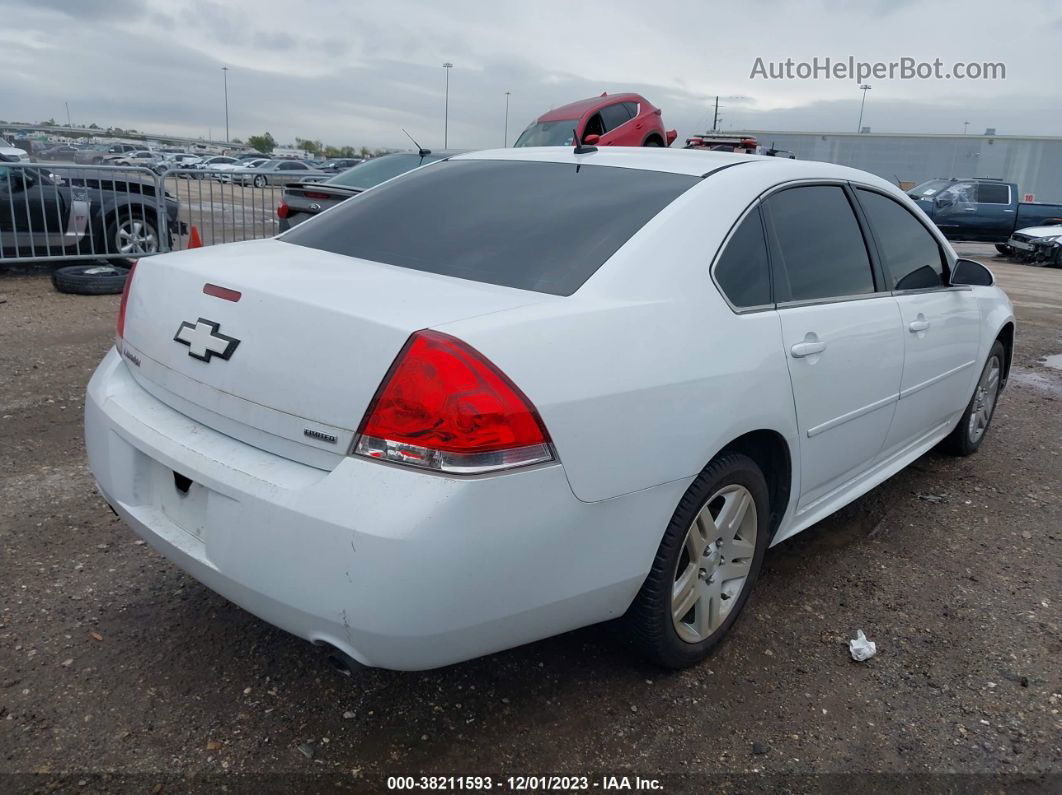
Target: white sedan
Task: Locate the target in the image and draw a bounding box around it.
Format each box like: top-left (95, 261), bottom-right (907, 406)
top-left (85, 147), bottom-right (1014, 670)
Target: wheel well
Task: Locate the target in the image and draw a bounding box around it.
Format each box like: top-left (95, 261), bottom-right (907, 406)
top-left (642, 133), bottom-right (664, 146)
top-left (93, 204), bottom-right (160, 253)
top-left (996, 322), bottom-right (1014, 387)
top-left (719, 430), bottom-right (792, 540)
top-left (103, 204), bottom-right (158, 230)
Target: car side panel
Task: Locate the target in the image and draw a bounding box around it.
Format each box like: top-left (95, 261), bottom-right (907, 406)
top-left (884, 289), bottom-right (982, 453)
top-left (436, 176), bottom-right (801, 505)
top-left (777, 298), bottom-right (904, 511)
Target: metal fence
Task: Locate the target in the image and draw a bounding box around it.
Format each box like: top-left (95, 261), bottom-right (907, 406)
top-left (161, 168), bottom-right (282, 249)
top-left (0, 162), bottom-right (283, 265)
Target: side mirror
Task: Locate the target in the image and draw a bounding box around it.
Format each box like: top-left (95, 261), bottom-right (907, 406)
top-left (582, 134), bottom-right (600, 146)
top-left (951, 258), bottom-right (994, 287)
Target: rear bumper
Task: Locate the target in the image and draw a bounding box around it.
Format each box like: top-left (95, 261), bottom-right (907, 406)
top-left (85, 349), bottom-right (683, 669)
top-left (277, 212), bottom-right (310, 232)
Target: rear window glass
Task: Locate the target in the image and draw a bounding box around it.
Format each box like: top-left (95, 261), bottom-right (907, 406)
top-left (282, 159), bottom-right (698, 296)
top-left (977, 182), bottom-right (1010, 204)
top-left (714, 208), bottom-right (772, 308)
top-left (767, 185), bottom-right (875, 301)
top-left (327, 153), bottom-right (445, 190)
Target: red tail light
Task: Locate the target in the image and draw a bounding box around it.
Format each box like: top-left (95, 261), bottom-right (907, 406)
top-left (277, 201), bottom-right (289, 219)
top-left (354, 330), bottom-right (553, 474)
top-left (115, 259), bottom-right (138, 341)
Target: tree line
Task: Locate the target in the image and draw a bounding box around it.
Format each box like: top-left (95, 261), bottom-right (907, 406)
top-left (246, 131), bottom-right (390, 159)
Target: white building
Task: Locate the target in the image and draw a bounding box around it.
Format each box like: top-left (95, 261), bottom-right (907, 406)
top-left (736, 131), bottom-right (1062, 203)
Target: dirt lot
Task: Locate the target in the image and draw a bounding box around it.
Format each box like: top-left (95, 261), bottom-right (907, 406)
top-left (1, 246), bottom-right (1060, 792)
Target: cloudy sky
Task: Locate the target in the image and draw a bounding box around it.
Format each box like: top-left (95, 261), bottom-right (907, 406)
top-left (1, 0), bottom-right (1059, 150)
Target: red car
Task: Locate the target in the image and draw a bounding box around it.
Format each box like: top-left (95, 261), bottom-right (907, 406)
top-left (514, 92), bottom-right (677, 148)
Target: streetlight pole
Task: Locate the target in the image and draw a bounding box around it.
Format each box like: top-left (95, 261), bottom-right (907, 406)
top-left (856, 84), bottom-right (871, 133)
top-left (963, 120), bottom-right (970, 135)
top-left (504, 91), bottom-right (511, 147)
top-left (222, 66), bottom-right (230, 142)
top-left (442, 62), bottom-right (453, 148)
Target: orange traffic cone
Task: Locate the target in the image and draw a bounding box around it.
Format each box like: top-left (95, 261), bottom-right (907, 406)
top-left (188, 225), bottom-right (203, 249)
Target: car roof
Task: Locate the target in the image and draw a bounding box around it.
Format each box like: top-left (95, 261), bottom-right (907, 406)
top-left (537, 93), bottom-right (645, 122)
top-left (376, 149), bottom-right (466, 158)
top-left (452, 146), bottom-right (882, 182)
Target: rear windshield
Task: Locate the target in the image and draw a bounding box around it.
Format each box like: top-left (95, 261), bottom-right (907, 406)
top-left (282, 159), bottom-right (698, 295)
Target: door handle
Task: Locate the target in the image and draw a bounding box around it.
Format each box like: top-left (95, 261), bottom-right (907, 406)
top-left (790, 340), bottom-right (826, 358)
top-left (908, 319), bottom-right (931, 333)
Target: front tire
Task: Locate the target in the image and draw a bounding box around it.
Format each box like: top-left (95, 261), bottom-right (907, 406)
top-left (625, 453), bottom-right (770, 668)
top-left (995, 244), bottom-right (1012, 257)
top-left (253, 174), bottom-right (267, 188)
top-left (942, 341), bottom-right (1004, 456)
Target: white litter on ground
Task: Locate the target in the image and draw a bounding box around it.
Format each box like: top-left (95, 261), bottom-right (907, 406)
top-left (849, 629), bottom-right (877, 661)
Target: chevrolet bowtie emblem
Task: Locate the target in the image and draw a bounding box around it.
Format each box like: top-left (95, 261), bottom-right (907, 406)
top-left (173, 318), bottom-right (240, 362)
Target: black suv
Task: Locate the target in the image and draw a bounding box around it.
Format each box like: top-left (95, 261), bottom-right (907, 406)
top-left (0, 162), bottom-right (182, 263)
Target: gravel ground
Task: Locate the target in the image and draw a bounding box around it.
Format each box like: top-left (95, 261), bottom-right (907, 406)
top-left (1, 245), bottom-right (1060, 793)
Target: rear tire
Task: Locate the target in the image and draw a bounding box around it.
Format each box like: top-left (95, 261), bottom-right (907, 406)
top-left (104, 213), bottom-right (159, 265)
top-left (624, 453), bottom-right (770, 668)
top-left (52, 264), bottom-right (130, 295)
top-left (941, 341), bottom-right (1004, 456)
top-left (644, 137), bottom-right (663, 147)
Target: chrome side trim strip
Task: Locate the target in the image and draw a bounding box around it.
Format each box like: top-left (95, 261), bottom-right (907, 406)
top-left (899, 359), bottom-right (976, 400)
top-left (806, 392), bottom-right (898, 438)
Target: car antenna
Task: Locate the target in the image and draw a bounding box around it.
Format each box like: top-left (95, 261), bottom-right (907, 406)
top-left (573, 127), bottom-right (597, 155)
top-left (402, 128), bottom-right (431, 157)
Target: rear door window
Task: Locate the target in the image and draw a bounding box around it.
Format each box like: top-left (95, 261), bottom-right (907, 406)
top-left (856, 188), bottom-right (947, 290)
top-left (976, 182), bottom-right (1010, 204)
top-left (713, 208), bottom-right (772, 308)
top-left (600, 103), bottom-right (633, 132)
top-left (282, 159), bottom-right (698, 296)
top-left (766, 185), bottom-right (875, 302)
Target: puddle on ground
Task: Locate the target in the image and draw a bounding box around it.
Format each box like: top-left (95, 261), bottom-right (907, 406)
top-left (1043, 354), bottom-right (1062, 371)
top-left (1010, 367), bottom-right (1062, 397)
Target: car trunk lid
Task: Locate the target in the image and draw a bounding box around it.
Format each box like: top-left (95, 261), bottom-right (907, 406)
top-left (119, 238), bottom-right (551, 467)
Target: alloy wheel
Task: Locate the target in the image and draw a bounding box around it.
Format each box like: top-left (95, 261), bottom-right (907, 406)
top-left (671, 484), bottom-right (758, 643)
top-left (968, 355), bottom-right (1001, 444)
top-left (114, 219), bottom-right (158, 255)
